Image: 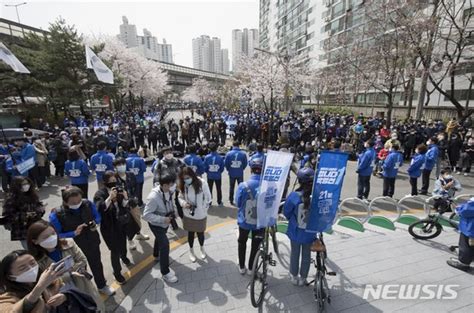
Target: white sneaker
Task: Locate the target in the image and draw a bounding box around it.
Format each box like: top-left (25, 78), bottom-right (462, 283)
top-left (128, 240), bottom-right (137, 250)
top-left (290, 275), bottom-right (299, 286)
top-left (135, 233), bottom-right (150, 240)
top-left (239, 267), bottom-right (246, 275)
top-left (98, 285), bottom-right (116, 296)
top-left (464, 173), bottom-right (469, 177)
top-left (456, 171), bottom-right (461, 175)
top-left (199, 246), bottom-right (206, 259)
top-left (246, 268), bottom-right (253, 276)
top-left (298, 277), bottom-right (308, 286)
top-left (189, 248), bottom-right (197, 263)
top-left (163, 271), bottom-right (178, 283)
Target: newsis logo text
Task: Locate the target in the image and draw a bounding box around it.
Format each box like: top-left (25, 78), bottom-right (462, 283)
top-left (363, 284), bottom-right (459, 300)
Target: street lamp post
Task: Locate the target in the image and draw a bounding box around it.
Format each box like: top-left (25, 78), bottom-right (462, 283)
top-left (4, 2), bottom-right (27, 24)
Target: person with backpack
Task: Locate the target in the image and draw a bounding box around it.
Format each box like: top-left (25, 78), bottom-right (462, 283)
top-left (49, 186), bottom-right (115, 296)
top-left (447, 197), bottom-right (474, 271)
top-left (283, 167), bottom-right (316, 286)
top-left (225, 141), bottom-right (248, 206)
top-left (235, 156), bottom-right (264, 275)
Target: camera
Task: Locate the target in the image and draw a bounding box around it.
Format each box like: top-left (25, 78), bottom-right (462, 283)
top-left (189, 205), bottom-right (197, 217)
top-left (165, 212), bottom-right (179, 230)
top-left (114, 186), bottom-right (124, 193)
top-left (85, 220), bottom-right (97, 231)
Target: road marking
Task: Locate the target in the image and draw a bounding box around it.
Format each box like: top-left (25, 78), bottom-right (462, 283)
top-left (104, 219), bottom-right (235, 299)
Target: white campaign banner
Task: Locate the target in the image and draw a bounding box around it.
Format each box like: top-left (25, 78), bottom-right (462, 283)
top-left (0, 42), bottom-right (30, 74)
top-left (256, 150), bottom-right (294, 228)
top-left (85, 45), bottom-right (114, 84)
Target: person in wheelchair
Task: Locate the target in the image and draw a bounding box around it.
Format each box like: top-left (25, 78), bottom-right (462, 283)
top-left (432, 168), bottom-right (462, 212)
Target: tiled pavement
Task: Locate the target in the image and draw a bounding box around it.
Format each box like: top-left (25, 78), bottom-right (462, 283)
top-left (115, 222), bottom-right (473, 313)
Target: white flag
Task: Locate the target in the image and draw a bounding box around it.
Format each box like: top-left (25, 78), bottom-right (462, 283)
top-left (0, 42), bottom-right (30, 74)
top-left (256, 150), bottom-right (294, 228)
top-left (85, 45), bottom-right (114, 84)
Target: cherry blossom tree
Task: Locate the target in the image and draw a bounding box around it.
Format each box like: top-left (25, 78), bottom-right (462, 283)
top-left (181, 77), bottom-right (216, 103)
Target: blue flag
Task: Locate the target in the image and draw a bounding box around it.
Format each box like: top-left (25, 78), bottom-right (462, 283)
top-left (306, 151), bottom-right (349, 233)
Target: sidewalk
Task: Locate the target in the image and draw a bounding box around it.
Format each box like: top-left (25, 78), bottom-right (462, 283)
top-left (114, 221), bottom-right (473, 313)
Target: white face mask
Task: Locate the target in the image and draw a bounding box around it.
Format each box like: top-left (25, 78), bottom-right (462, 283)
top-left (117, 165), bottom-right (127, 173)
top-left (12, 264), bottom-right (39, 283)
top-left (169, 184), bottom-right (177, 193)
top-left (39, 235), bottom-right (58, 249)
top-left (184, 178), bottom-right (193, 185)
top-left (21, 184), bottom-right (30, 193)
top-left (444, 175), bottom-right (453, 180)
top-left (68, 202), bottom-right (81, 210)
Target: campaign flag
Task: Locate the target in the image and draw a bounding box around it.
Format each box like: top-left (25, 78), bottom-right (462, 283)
top-left (257, 150), bottom-right (294, 228)
top-left (306, 151), bottom-right (349, 233)
top-left (85, 46), bottom-right (114, 84)
top-left (0, 42), bottom-right (30, 74)
top-left (17, 157), bottom-right (35, 175)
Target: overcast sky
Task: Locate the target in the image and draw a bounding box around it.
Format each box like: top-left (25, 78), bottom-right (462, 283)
top-left (0, 0), bottom-right (259, 67)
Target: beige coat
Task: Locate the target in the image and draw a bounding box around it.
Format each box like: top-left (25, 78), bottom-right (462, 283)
top-left (37, 239), bottom-right (105, 312)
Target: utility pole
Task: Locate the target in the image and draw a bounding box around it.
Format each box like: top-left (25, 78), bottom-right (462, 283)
top-left (4, 2), bottom-right (27, 24)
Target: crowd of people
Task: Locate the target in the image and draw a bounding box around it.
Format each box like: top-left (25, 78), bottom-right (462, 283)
top-left (0, 106), bottom-right (473, 312)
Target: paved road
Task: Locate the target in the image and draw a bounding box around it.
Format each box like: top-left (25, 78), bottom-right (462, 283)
top-left (0, 110), bottom-right (473, 311)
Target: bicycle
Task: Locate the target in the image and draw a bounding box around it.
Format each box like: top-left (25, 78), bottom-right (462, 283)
top-left (408, 197), bottom-right (459, 240)
top-left (249, 225), bottom-right (277, 308)
top-left (307, 233), bottom-right (336, 312)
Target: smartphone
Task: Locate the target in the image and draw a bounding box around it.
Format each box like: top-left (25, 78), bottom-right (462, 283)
top-left (53, 255), bottom-right (74, 272)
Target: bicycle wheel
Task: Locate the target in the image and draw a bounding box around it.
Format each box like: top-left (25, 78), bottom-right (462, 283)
top-left (250, 250), bottom-right (266, 308)
top-left (408, 219), bottom-right (442, 240)
top-left (271, 227), bottom-right (279, 256)
top-left (314, 272), bottom-right (326, 312)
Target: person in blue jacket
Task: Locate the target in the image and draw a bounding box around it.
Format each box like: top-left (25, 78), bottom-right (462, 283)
top-left (382, 144), bottom-right (404, 198)
top-left (126, 147), bottom-right (147, 206)
top-left (447, 197), bottom-right (474, 271)
top-left (283, 167), bottom-right (316, 286)
top-left (225, 141), bottom-right (248, 205)
top-left (183, 144), bottom-right (205, 176)
top-left (13, 138), bottom-right (36, 178)
top-left (235, 155), bottom-right (264, 275)
top-left (420, 136), bottom-right (439, 195)
top-left (407, 144), bottom-right (427, 196)
top-left (64, 147), bottom-right (90, 198)
top-left (90, 141), bottom-right (114, 189)
top-left (356, 139), bottom-right (376, 201)
top-left (204, 142), bottom-right (225, 206)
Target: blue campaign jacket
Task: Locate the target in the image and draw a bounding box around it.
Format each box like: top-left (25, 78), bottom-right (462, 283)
top-left (90, 150), bottom-right (114, 181)
top-left (382, 151), bottom-right (404, 178)
top-left (64, 160), bottom-right (90, 185)
top-left (204, 152), bottom-right (225, 180)
top-left (126, 154), bottom-right (146, 183)
top-left (224, 148), bottom-right (248, 178)
top-left (184, 153), bottom-right (205, 176)
top-left (236, 174), bottom-right (263, 231)
top-left (407, 153), bottom-right (426, 178)
top-left (357, 147), bottom-right (376, 176)
top-left (456, 200), bottom-right (474, 238)
top-left (424, 144), bottom-right (439, 171)
top-left (283, 191), bottom-right (316, 244)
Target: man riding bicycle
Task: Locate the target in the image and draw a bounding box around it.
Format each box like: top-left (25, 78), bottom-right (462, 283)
top-left (432, 168), bottom-right (462, 212)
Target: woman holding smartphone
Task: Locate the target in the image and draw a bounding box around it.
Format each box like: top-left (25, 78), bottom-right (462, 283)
top-left (26, 220), bottom-right (104, 312)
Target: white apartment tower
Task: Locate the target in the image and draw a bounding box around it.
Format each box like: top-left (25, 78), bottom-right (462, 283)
top-left (232, 28), bottom-right (259, 71)
top-left (192, 35), bottom-right (229, 74)
top-left (118, 16), bottom-right (173, 63)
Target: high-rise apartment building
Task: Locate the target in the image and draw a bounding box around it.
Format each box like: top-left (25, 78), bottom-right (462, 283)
top-left (192, 35), bottom-right (229, 74)
top-left (118, 16), bottom-right (173, 63)
top-left (232, 28), bottom-right (259, 71)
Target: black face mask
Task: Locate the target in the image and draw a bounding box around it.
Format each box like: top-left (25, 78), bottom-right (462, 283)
top-left (105, 182), bottom-right (117, 189)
